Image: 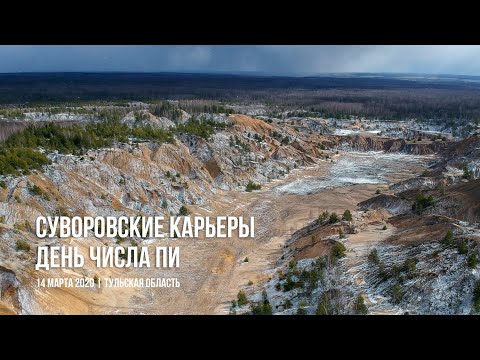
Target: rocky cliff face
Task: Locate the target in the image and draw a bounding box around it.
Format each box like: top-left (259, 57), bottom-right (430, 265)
top-left (236, 148), bottom-right (480, 315)
top-left (121, 111), bottom-right (175, 130)
top-left (0, 266), bottom-right (20, 314)
top-left (358, 194), bottom-right (411, 215)
top-left (0, 114), bottom-right (328, 227)
top-left (335, 135), bottom-right (447, 155)
top-left (434, 136), bottom-right (480, 181)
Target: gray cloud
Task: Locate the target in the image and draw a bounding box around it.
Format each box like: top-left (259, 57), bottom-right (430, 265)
top-left (0, 45), bottom-right (479, 75)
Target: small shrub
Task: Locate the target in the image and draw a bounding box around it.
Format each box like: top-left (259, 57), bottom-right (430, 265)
top-left (467, 253), bottom-right (478, 269)
top-left (354, 294), bottom-right (368, 315)
top-left (251, 301), bottom-right (272, 315)
top-left (382, 225), bottom-right (387, 230)
top-left (15, 239), bottom-right (31, 252)
top-left (284, 299), bottom-right (292, 309)
top-left (178, 205), bottom-right (189, 216)
top-left (403, 257), bottom-right (417, 273)
top-left (305, 268), bottom-right (320, 294)
top-left (247, 280), bottom-right (253, 286)
top-left (462, 166), bottom-right (473, 180)
top-left (16, 221), bottom-right (32, 233)
top-left (329, 212), bottom-right (338, 224)
top-left (261, 289), bottom-right (268, 303)
top-left (244, 257), bottom-right (249, 263)
top-left (57, 207), bottom-right (69, 217)
top-left (458, 240), bottom-right (469, 255)
top-left (316, 291), bottom-right (340, 315)
top-left (161, 200), bottom-right (168, 209)
top-left (342, 209), bottom-right (352, 221)
top-left (391, 265), bottom-right (402, 278)
top-left (331, 241), bottom-right (346, 260)
top-left (296, 307), bottom-right (307, 315)
top-left (442, 230), bottom-right (455, 246)
top-left (368, 249), bottom-right (379, 264)
top-left (297, 301), bottom-right (307, 315)
top-left (93, 275), bottom-right (99, 284)
top-left (0, 180), bottom-right (6, 189)
top-left (392, 283), bottom-right (403, 304)
top-left (315, 256), bottom-right (327, 270)
top-left (375, 189), bottom-right (381, 194)
top-left (245, 181), bottom-right (261, 192)
top-left (412, 192), bottom-right (435, 214)
top-left (237, 290), bottom-right (248, 306)
top-left (282, 273), bottom-right (298, 292)
top-left (318, 211), bottom-right (329, 223)
top-left (378, 262), bottom-right (390, 281)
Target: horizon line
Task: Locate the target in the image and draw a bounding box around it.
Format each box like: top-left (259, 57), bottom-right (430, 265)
top-left (0, 70), bottom-right (479, 78)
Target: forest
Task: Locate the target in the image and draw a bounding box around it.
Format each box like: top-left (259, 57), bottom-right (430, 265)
top-left (1, 72), bottom-right (480, 175)
top-left (0, 73), bottom-right (480, 121)
top-left (0, 117), bottom-right (225, 176)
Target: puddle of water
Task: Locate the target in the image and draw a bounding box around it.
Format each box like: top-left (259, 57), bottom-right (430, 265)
top-left (276, 151), bottom-right (431, 195)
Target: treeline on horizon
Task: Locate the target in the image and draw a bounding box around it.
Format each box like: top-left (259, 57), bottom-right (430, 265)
top-left (0, 73), bottom-right (480, 121)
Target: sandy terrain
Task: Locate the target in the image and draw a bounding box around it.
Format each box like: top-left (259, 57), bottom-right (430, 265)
top-left (17, 152), bottom-right (430, 314)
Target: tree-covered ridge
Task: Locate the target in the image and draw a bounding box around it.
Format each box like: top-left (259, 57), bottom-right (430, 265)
top-left (4, 121), bottom-right (175, 155)
top-left (0, 117), bottom-right (226, 176)
top-left (177, 118), bottom-right (226, 139)
top-left (0, 147), bottom-right (51, 176)
top-left (149, 100), bottom-right (233, 121)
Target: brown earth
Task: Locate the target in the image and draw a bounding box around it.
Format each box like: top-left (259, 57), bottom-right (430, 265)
top-left (9, 161), bottom-right (393, 315)
top-left (0, 115), bottom-right (442, 314)
top-left (385, 214), bottom-right (454, 245)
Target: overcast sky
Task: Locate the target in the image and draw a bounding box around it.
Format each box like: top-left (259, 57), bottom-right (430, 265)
top-left (0, 45), bottom-right (479, 76)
